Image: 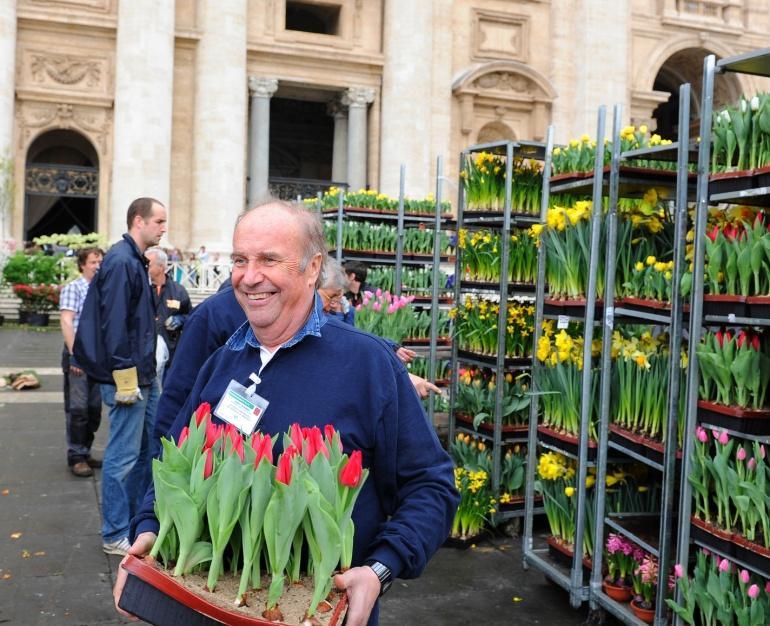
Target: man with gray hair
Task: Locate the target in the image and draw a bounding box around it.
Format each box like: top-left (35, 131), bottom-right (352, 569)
top-left (117, 199), bottom-right (458, 626)
top-left (145, 246), bottom-right (191, 382)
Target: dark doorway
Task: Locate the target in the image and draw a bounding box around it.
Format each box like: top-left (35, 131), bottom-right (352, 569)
top-left (24, 129), bottom-right (99, 242)
top-left (269, 97), bottom-right (334, 181)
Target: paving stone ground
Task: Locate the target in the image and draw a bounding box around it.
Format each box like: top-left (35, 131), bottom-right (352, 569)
top-left (0, 326), bottom-right (596, 625)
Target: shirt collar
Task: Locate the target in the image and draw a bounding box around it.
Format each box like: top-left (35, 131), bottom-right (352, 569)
top-left (226, 292), bottom-right (327, 351)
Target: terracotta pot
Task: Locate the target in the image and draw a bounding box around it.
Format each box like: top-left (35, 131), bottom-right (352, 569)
top-left (630, 599), bottom-right (655, 624)
top-left (118, 555), bottom-right (347, 626)
top-left (602, 580), bottom-right (633, 603)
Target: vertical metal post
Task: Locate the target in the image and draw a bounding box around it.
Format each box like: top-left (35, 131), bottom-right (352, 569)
top-left (523, 127), bottom-right (554, 566)
top-left (675, 55), bottom-right (716, 621)
top-left (428, 157), bottom-right (443, 426)
top-left (655, 83), bottom-right (692, 626)
top-left (395, 165), bottom-right (406, 297)
top-left (570, 105), bottom-right (606, 608)
top-left (589, 103), bottom-right (622, 609)
top-left (335, 187), bottom-right (345, 264)
top-left (448, 152), bottom-right (468, 447)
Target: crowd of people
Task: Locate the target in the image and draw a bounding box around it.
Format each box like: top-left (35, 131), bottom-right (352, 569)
top-left (58, 196), bottom-right (458, 626)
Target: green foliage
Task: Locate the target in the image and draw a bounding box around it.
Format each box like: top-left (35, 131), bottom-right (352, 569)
top-left (2, 251), bottom-right (63, 285)
top-left (33, 232), bottom-right (106, 250)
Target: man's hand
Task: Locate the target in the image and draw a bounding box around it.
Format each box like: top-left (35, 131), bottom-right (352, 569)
top-left (395, 347), bottom-right (416, 364)
top-left (408, 373), bottom-right (442, 399)
top-left (69, 365), bottom-right (84, 377)
top-left (113, 532), bottom-right (156, 620)
top-left (333, 566), bottom-right (381, 626)
top-left (164, 315), bottom-right (183, 331)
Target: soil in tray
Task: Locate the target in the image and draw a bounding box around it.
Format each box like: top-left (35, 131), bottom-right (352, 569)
top-left (126, 557), bottom-right (345, 626)
top-left (444, 532), bottom-right (487, 549)
top-left (690, 517), bottom-right (735, 557)
top-left (618, 297), bottom-right (672, 313)
top-left (698, 400), bottom-right (770, 436)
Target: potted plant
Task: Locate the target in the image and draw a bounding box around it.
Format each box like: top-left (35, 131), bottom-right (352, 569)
top-left (2, 251), bottom-right (63, 326)
top-left (602, 534), bottom-right (636, 602)
top-left (119, 404), bottom-right (367, 625)
top-left (630, 553), bottom-right (658, 623)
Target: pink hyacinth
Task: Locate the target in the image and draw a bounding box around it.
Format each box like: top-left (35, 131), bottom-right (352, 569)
top-left (606, 534), bottom-right (623, 554)
top-left (748, 584), bottom-right (760, 599)
top-left (737, 447), bottom-right (747, 461)
top-left (719, 558), bottom-right (730, 573)
top-left (674, 563), bottom-right (684, 579)
top-left (741, 569), bottom-right (751, 584)
top-left (696, 427), bottom-right (708, 443)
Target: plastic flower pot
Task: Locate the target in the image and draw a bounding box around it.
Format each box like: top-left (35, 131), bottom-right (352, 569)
top-left (537, 424), bottom-right (598, 462)
top-left (444, 532), bottom-right (487, 550)
top-left (630, 599), bottom-right (655, 624)
top-left (747, 295), bottom-right (770, 318)
top-left (602, 579), bottom-right (633, 603)
top-left (730, 534), bottom-right (770, 573)
top-left (754, 164), bottom-right (770, 188)
top-left (118, 555), bottom-right (348, 626)
top-left (709, 168), bottom-right (756, 196)
top-left (697, 400), bottom-right (770, 436)
top-left (18, 310), bottom-right (50, 326)
top-left (690, 517), bottom-right (735, 557)
top-left (702, 294), bottom-right (747, 317)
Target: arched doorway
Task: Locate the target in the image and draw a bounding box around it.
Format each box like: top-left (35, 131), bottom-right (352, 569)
top-left (477, 121), bottom-right (516, 144)
top-left (24, 129), bottom-right (99, 241)
top-left (647, 47), bottom-right (742, 138)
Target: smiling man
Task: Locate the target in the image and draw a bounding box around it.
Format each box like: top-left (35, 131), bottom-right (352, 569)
top-left (75, 197), bottom-right (167, 557)
top-left (116, 200), bottom-right (458, 626)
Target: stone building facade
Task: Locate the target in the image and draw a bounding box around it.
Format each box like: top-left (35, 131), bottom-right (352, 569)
top-left (1, 0), bottom-right (769, 250)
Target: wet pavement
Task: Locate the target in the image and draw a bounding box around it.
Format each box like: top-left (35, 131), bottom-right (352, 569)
top-left (0, 325), bottom-right (592, 625)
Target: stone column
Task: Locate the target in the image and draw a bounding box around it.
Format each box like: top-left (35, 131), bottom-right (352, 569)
top-left (328, 100), bottom-right (348, 184)
top-left (343, 86), bottom-right (374, 192)
top-left (110, 0), bottom-right (175, 240)
top-left (0, 0), bottom-right (17, 241)
top-left (247, 77), bottom-right (278, 205)
top-left (191, 0), bottom-right (248, 252)
top-left (380, 0), bottom-right (433, 197)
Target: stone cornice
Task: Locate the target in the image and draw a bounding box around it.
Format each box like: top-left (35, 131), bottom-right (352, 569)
top-left (17, 10), bottom-right (117, 36)
top-left (247, 40), bottom-right (384, 70)
top-left (15, 87), bottom-right (113, 108)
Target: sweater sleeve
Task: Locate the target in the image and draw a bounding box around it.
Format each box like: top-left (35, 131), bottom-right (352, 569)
top-left (99, 260), bottom-right (135, 373)
top-left (365, 366), bottom-right (459, 580)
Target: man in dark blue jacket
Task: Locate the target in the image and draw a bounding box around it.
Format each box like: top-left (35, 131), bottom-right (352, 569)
top-left (114, 200), bottom-right (457, 626)
top-left (74, 197), bottom-right (167, 557)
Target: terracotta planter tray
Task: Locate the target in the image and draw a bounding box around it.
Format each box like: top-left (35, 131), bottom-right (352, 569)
top-left (545, 535), bottom-right (593, 572)
top-left (698, 400), bottom-right (770, 436)
top-left (444, 532), bottom-right (487, 549)
top-left (456, 349), bottom-right (532, 368)
top-left (754, 164), bottom-right (770, 188)
top-left (549, 171), bottom-right (594, 184)
top-left (498, 495), bottom-right (541, 513)
top-left (460, 279), bottom-right (537, 294)
top-left (690, 517), bottom-right (734, 558)
top-left (537, 425), bottom-right (597, 461)
top-left (702, 294), bottom-right (747, 318)
top-left (119, 555), bottom-right (347, 626)
top-left (747, 295), bottom-right (770, 319)
top-left (454, 412), bottom-right (528, 435)
top-left (543, 298), bottom-right (604, 319)
top-left (709, 169), bottom-right (756, 196)
top-left (617, 297), bottom-right (673, 316)
top-left (731, 533), bottom-right (770, 574)
top-left (401, 337), bottom-right (451, 346)
top-left (608, 423), bottom-right (682, 464)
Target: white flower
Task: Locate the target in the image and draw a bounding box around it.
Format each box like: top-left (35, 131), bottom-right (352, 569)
top-left (741, 99), bottom-right (748, 113)
top-left (751, 96), bottom-right (760, 111)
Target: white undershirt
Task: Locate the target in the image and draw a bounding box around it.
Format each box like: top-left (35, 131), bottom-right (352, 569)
top-left (258, 345), bottom-right (279, 375)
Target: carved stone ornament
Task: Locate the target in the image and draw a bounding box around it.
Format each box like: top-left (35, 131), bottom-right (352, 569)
top-left (342, 86), bottom-right (375, 108)
top-left (30, 54), bottom-right (101, 87)
top-left (16, 101), bottom-right (112, 155)
top-left (248, 77), bottom-right (279, 98)
top-left (474, 72), bottom-right (532, 93)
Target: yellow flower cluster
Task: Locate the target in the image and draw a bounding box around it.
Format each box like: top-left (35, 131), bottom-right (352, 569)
top-left (537, 452), bottom-right (576, 481)
top-left (454, 467), bottom-right (489, 494)
top-left (455, 432), bottom-right (487, 451)
top-left (545, 201), bottom-right (592, 231)
top-left (536, 329), bottom-right (586, 369)
top-left (473, 151), bottom-right (505, 176)
top-left (619, 125), bottom-right (672, 147)
top-left (634, 256), bottom-right (675, 281)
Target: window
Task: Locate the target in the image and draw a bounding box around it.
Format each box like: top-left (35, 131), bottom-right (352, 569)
top-left (285, 1), bottom-right (341, 36)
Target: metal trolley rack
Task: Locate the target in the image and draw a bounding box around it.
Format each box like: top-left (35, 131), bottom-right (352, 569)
top-left (447, 139), bottom-right (545, 520)
top-left (675, 47), bottom-right (770, 626)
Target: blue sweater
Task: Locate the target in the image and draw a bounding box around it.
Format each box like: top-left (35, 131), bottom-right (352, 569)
top-left (133, 296), bottom-right (458, 623)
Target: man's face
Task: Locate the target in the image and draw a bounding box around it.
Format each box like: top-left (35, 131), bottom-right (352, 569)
top-left (231, 206), bottom-right (321, 343)
top-left (81, 252), bottom-right (102, 282)
top-left (146, 254), bottom-right (164, 284)
top-left (136, 204), bottom-right (167, 247)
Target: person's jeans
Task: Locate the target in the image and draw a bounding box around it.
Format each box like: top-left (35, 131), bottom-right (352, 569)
top-left (100, 379), bottom-right (159, 542)
top-left (62, 351), bottom-right (102, 466)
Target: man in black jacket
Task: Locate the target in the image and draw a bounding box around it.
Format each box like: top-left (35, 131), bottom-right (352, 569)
top-left (145, 246), bottom-right (191, 383)
top-left (74, 197), bottom-right (166, 557)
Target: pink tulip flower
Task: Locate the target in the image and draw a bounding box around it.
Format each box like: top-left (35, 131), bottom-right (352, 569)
top-left (748, 584), bottom-right (760, 599)
top-left (741, 569), bottom-right (750, 584)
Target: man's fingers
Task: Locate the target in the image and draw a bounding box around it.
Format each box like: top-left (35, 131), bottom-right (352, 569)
top-left (113, 533), bottom-right (156, 620)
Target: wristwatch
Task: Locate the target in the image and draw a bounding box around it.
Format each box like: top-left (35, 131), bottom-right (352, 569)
top-left (365, 560), bottom-right (392, 596)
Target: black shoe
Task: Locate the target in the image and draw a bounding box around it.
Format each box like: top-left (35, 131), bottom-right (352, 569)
top-left (86, 456), bottom-right (102, 469)
top-left (71, 461), bottom-right (93, 478)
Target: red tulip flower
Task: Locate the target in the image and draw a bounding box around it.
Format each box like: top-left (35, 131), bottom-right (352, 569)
top-left (707, 224), bottom-right (720, 242)
top-left (290, 423), bottom-right (304, 451)
top-left (178, 426), bottom-right (189, 448)
top-left (715, 330), bottom-right (724, 347)
top-left (276, 452), bottom-right (293, 485)
top-left (252, 434), bottom-right (273, 466)
top-left (751, 334), bottom-right (761, 351)
top-left (340, 450), bottom-right (363, 488)
top-left (194, 402), bottom-right (211, 426)
top-left (303, 426), bottom-right (329, 464)
top-left (737, 330), bottom-right (747, 349)
top-left (203, 448), bottom-right (214, 479)
top-left (204, 421), bottom-right (221, 450)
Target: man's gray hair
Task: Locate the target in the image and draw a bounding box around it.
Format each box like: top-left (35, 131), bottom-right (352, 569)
top-left (145, 246), bottom-right (168, 266)
top-left (237, 198), bottom-right (327, 288)
top-left (321, 257), bottom-right (347, 291)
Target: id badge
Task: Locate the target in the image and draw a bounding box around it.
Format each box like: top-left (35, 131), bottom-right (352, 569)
top-left (166, 299), bottom-right (181, 310)
top-left (213, 379), bottom-right (269, 436)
